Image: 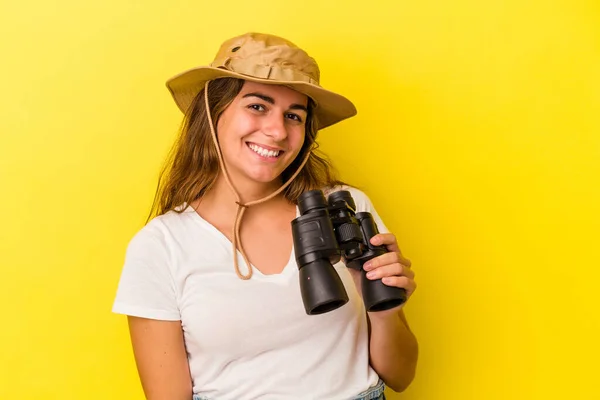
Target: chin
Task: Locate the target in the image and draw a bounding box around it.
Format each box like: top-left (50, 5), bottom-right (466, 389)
top-left (243, 164), bottom-right (287, 182)
top-left (249, 174), bottom-right (283, 185)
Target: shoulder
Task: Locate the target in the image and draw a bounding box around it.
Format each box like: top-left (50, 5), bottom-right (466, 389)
top-left (126, 205), bottom-right (195, 257)
top-left (125, 217), bottom-right (170, 262)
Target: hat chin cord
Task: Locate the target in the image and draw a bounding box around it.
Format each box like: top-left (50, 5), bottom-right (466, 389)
top-left (203, 80), bottom-right (313, 280)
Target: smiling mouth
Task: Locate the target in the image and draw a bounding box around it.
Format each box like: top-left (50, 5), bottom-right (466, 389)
top-left (247, 142), bottom-right (284, 158)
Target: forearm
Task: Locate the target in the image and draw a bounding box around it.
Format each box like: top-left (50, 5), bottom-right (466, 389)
top-left (367, 308), bottom-right (418, 392)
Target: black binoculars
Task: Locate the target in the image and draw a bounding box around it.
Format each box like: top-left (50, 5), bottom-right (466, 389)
top-left (291, 189), bottom-right (407, 315)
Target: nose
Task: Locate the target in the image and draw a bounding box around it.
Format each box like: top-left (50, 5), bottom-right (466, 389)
top-left (262, 114), bottom-right (288, 142)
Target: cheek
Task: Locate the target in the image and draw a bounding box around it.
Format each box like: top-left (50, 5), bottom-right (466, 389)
top-left (290, 128), bottom-right (307, 152)
top-left (216, 112), bottom-right (257, 143)
top-left (232, 114), bottom-right (256, 133)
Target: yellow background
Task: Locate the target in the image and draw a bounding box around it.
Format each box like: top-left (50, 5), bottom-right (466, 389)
top-left (1, 0), bottom-right (598, 399)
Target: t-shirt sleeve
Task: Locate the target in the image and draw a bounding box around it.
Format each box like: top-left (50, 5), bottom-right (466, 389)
top-left (112, 223), bottom-right (180, 321)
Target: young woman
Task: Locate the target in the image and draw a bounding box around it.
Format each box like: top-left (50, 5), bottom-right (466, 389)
top-left (113, 32), bottom-right (418, 400)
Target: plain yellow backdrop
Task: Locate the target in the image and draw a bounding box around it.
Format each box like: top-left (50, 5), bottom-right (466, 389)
top-left (1, 0), bottom-right (599, 399)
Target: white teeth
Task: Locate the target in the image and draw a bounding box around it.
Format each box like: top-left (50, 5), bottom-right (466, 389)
top-left (249, 143), bottom-right (280, 158)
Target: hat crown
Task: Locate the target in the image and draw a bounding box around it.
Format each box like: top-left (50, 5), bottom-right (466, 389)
top-left (210, 32), bottom-right (321, 85)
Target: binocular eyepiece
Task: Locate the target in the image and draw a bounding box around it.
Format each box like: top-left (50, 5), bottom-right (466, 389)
top-left (291, 189), bottom-right (407, 315)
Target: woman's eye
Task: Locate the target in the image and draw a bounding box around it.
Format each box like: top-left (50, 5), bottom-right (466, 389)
top-left (286, 113), bottom-right (303, 123)
top-left (249, 104), bottom-right (266, 112)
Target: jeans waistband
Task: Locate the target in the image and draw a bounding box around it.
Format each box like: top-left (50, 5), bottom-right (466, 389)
top-left (351, 379), bottom-right (386, 400)
top-left (192, 378), bottom-right (386, 400)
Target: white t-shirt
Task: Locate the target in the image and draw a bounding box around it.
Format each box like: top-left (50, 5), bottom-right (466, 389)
top-left (112, 186), bottom-right (389, 399)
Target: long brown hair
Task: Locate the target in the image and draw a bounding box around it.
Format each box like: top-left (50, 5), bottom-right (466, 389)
top-left (147, 77), bottom-right (348, 222)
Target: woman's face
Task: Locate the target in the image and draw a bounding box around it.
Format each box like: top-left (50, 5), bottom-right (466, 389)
top-left (216, 81), bottom-right (308, 188)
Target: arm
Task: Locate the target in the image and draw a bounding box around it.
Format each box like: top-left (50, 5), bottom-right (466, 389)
top-left (367, 308), bottom-right (419, 392)
top-left (128, 316), bottom-right (193, 400)
top-left (359, 232), bottom-right (419, 392)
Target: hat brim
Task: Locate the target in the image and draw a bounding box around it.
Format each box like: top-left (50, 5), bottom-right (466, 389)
top-left (165, 66), bottom-right (357, 130)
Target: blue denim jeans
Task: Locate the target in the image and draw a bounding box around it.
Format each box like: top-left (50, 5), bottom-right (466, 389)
top-left (192, 379), bottom-right (386, 400)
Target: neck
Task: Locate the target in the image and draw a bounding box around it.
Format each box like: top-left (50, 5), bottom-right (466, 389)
top-left (205, 172), bottom-right (287, 210)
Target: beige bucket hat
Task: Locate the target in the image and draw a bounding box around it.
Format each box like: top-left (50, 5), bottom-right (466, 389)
top-left (165, 32), bottom-right (357, 129)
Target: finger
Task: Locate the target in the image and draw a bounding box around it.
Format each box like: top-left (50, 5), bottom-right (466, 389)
top-left (369, 234), bottom-right (411, 266)
top-left (398, 256), bottom-right (412, 268)
top-left (363, 252), bottom-right (401, 271)
top-left (370, 233), bottom-right (397, 248)
top-left (365, 263), bottom-right (415, 280)
top-left (381, 276), bottom-right (417, 295)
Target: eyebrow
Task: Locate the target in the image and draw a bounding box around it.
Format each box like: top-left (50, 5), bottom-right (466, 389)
top-left (242, 92), bottom-right (308, 113)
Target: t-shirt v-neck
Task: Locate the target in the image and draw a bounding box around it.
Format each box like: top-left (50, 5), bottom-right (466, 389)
top-left (185, 203), bottom-right (300, 283)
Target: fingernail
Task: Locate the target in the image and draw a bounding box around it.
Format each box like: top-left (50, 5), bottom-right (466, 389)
top-left (366, 271), bottom-right (376, 279)
top-left (364, 262), bottom-right (372, 270)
